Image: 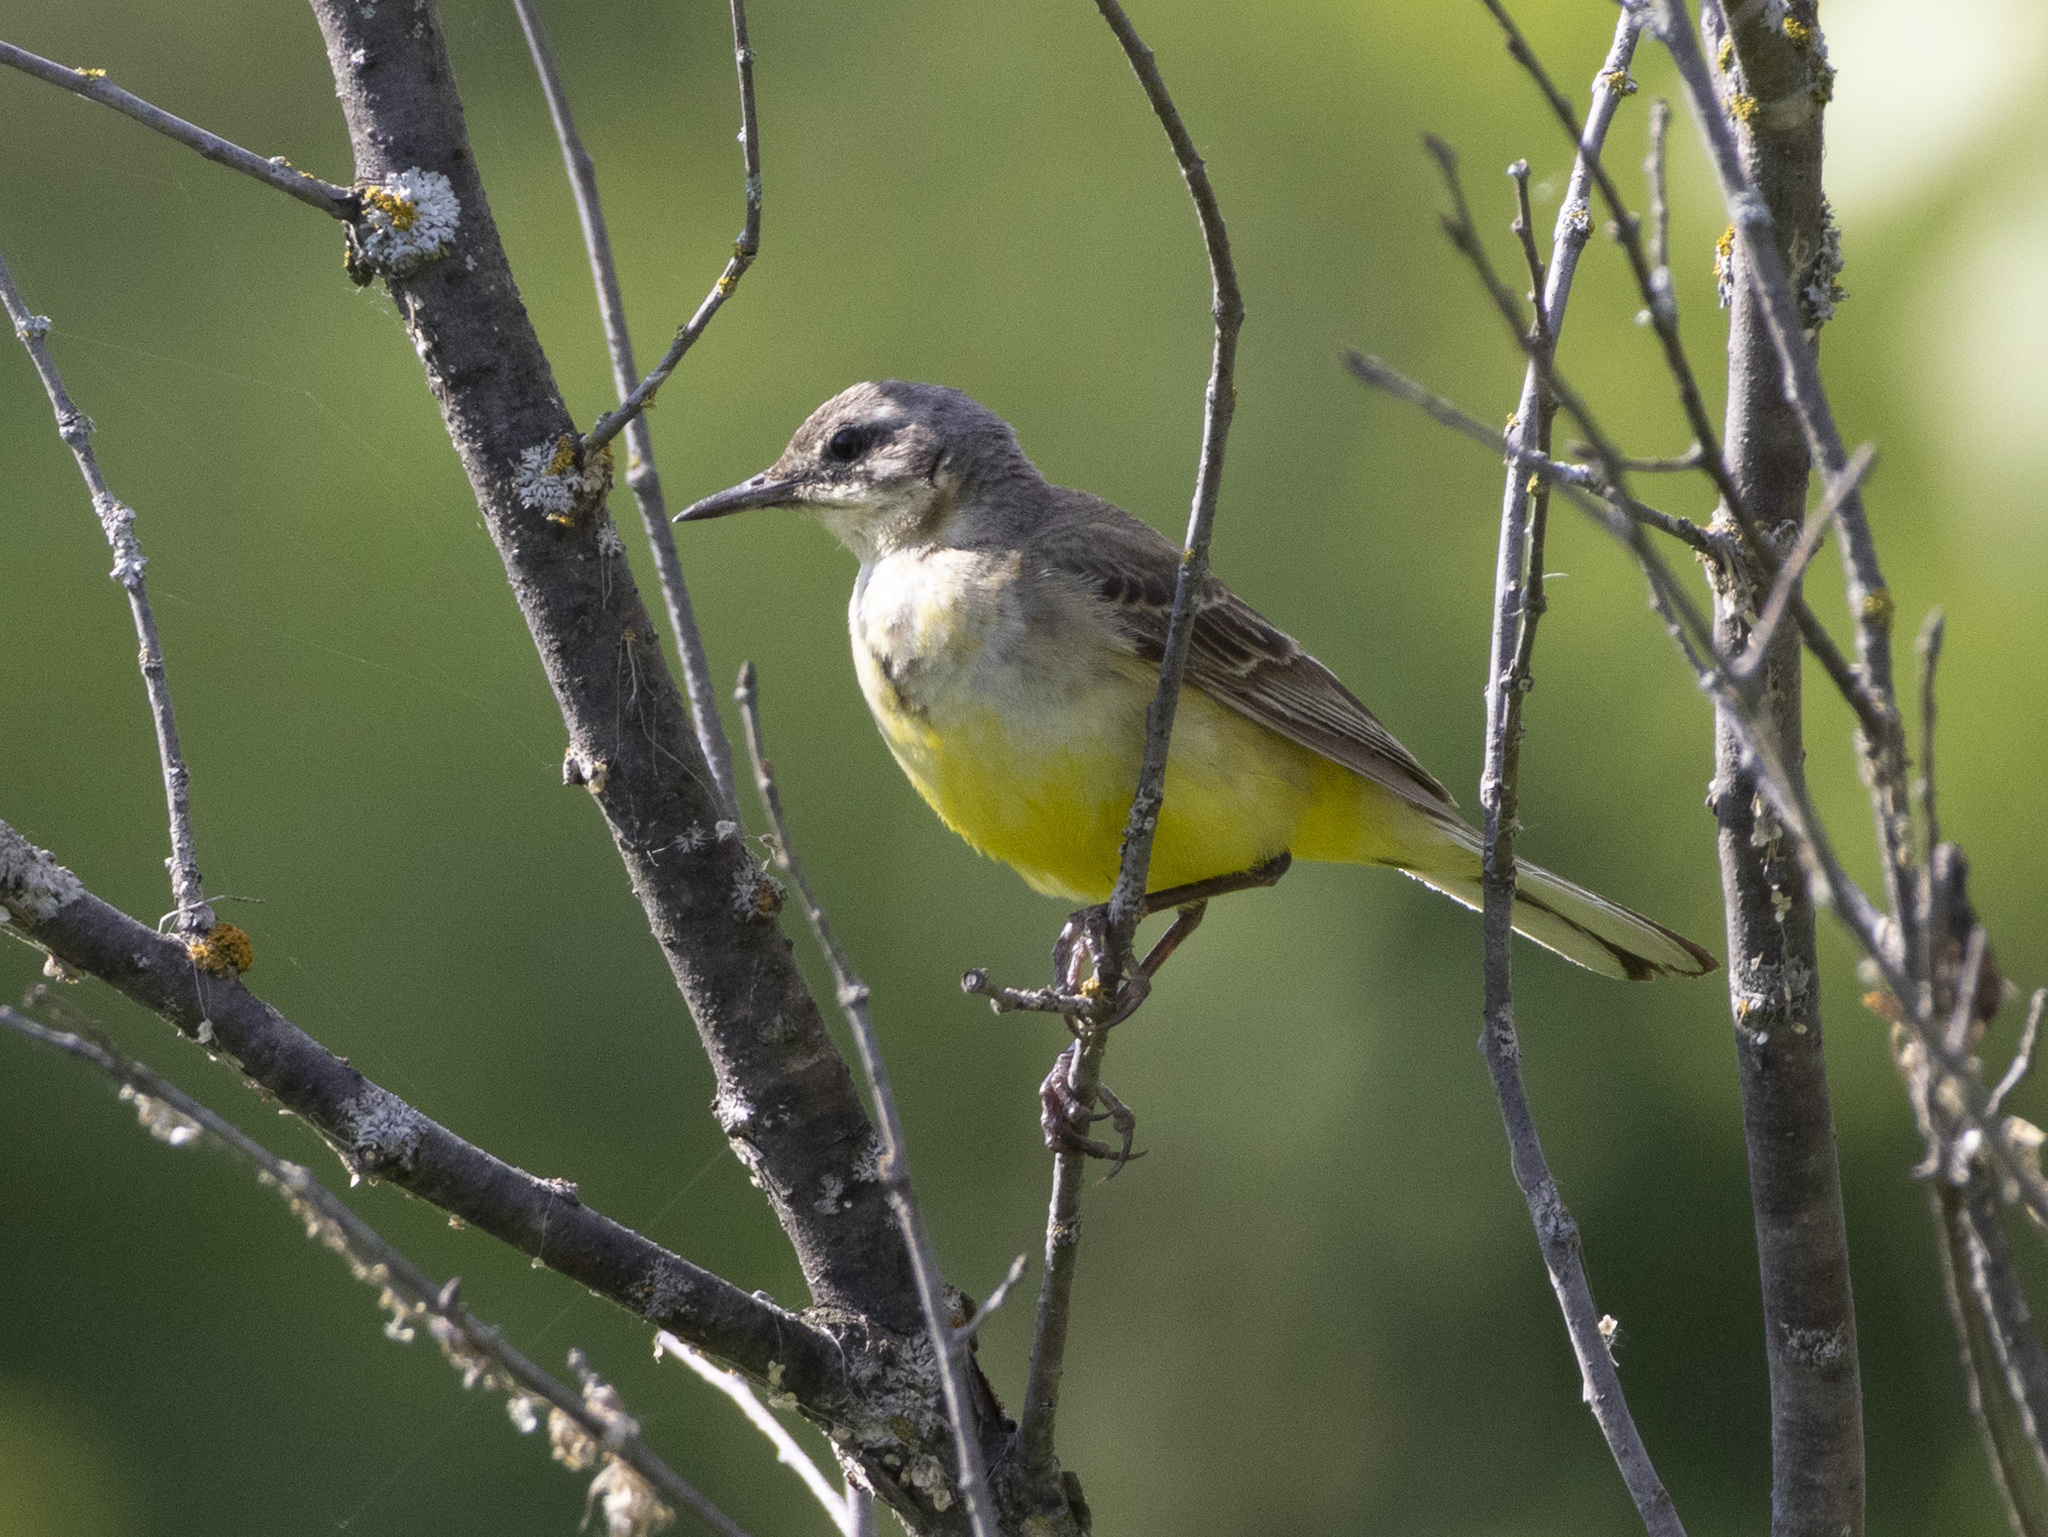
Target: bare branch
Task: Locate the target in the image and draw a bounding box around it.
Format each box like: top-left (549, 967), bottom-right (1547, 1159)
top-left (585, 0), bottom-right (761, 453)
top-left (733, 664), bottom-right (998, 1537)
top-left (0, 249), bottom-right (212, 936)
top-left (1651, 0), bottom-right (1911, 934)
top-left (1472, 13), bottom-right (1686, 1533)
top-left (1341, 350), bottom-right (1713, 553)
top-left (306, 0), bottom-right (918, 1352)
top-left (1479, 0), bottom-right (1886, 744)
top-left (1019, 1033), bottom-right (1108, 1471)
top-left (0, 1004), bottom-right (749, 1537)
top-left (513, 0), bottom-right (740, 819)
top-left (0, 816), bottom-right (847, 1412)
top-left (0, 38), bottom-right (355, 217)
top-left (1646, 98), bottom-right (1672, 278)
top-left (1931, 1184), bottom-right (2048, 1537)
top-left (1093, 0), bottom-right (1245, 982)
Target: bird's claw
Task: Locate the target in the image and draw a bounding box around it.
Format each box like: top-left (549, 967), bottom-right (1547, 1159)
top-left (1039, 1044), bottom-right (1144, 1174)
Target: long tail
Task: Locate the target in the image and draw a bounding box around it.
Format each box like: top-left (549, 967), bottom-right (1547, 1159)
top-left (1403, 814), bottom-right (1718, 981)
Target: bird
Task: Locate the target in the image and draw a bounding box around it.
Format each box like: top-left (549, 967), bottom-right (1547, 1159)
top-left (677, 380), bottom-right (1716, 986)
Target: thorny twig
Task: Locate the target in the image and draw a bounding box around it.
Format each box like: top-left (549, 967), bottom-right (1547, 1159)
top-left (513, 0), bottom-right (740, 819)
top-left (0, 249), bottom-right (212, 935)
top-left (733, 663), bottom-right (998, 1537)
top-left (0, 1002), bottom-right (747, 1537)
top-left (1470, 12), bottom-right (1686, 1533)
top-left (0, 38), bottom-right (357, 217)
top-left (585, 0), bottom-right (761, 453)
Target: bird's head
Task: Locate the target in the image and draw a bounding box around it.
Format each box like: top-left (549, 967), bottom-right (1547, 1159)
top-left (674, 380), bottom-right (1039, 561)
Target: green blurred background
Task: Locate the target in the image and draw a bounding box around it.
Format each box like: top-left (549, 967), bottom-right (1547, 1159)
top-left (4, 1), bottom-right (2046, 1532)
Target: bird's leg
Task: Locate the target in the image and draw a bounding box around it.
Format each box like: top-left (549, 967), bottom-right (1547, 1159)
top-left (1037, 855), bottom-right (1293, 1163)
top-left (1051, 852), bottom-right (1292, 1024)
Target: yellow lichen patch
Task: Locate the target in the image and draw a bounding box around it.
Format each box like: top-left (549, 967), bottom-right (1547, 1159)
top-left (546, 435), bottom-right (576, 476)
top-left (77, 67), bottom-right (108, 80)
top-left (1716, 224), bottom-right (1736, 267)
top-left (187, 922), bottom-right (254, 977)
top-left (1782, 16), bottom-right (1814, 49)
top-left (361, 186), bottom-right (419, 232)
top-left (1602, 69), bottom-right (1638, 97)
top-left (1860, 587), bottom-right (1895, 630)
top-left (1717, 36), bottom-right (1734, 71)
top-left (1728, 93), bottom-right (1761, 125)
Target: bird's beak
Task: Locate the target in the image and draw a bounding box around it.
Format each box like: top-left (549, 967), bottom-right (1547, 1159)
top-left (672, 471), bottom-right (801, 523)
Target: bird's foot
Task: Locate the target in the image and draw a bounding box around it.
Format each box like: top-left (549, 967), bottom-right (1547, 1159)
top-left (1039, 1043), bottom-right (1144, 1174)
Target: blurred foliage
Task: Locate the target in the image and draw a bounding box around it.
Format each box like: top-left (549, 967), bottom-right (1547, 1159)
top-left (2, 1), bottom-right (2045, 1533)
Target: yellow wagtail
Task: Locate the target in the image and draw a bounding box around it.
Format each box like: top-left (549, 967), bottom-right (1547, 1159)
top-left (678, 381), bottom-right (1716, 983)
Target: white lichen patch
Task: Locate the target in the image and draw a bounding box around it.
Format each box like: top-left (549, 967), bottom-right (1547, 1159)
top-left (339, 1086), bottom-right (426, 1182)
top-left (585, 1458), bottom-right (673, 1537)
top-left (356, 167), bottom-right (459, 277)
top-left (730, 860), bottom-right (786, 922)
top-left (851, 1133), bottom-right (884, 1184)
top-left (549, 1405), bottom-right (601, 1471)
top-left (515, 435), bottom-right (607, 519)
top-left (712, 1085), bottom-right (756, 1135)
top-left (596, 519), bottom-right (626, 558)
top-left (813, 1172), bottom-right (847, 1215)
top-left (0, 822), bottom-right (83, 921)
top-left (905, 1453), bottom-right (954, 1511)
top-left (1800, 196), bottom-right (1848, 333)
top-left (120, 1085), bottom-right (202, 1147)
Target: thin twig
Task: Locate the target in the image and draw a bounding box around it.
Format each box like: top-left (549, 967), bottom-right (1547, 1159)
top-left (1917, 609), bottom-right (1946, 857)
top-left (0, 249), bottom-right (211, 935)
top-left (1479, 0), bottom-right (1886, 744)
top-left (732, 663), bottom-right (997, 1537)
top-left (1341, 350), bottom-right (1712, 552)
top-left (1508, 158), bottom-right (1548, 337)
top-left (1646, 98), bottom-right (1672, 279)
top-left (585, 0), bottom-right (761, 453)
top-left (1473, 14), bottom-right (1686, 1534)
top-left (1989, 992), bottom-right (2048, 1121)
top-left (1932, 1184), bottom-right (2048, 1537)
top-left (656, 1332), bottom-right (852, 1535)
top-left (1568, 442), bottom-right (1705, 474)
top-left (1734, 442), bottom-right (1879, 678)
top-left (1013, 0), bottom-right (1246, 1488)
top-left (0, 1004), bottom-right (748, 1537)
top-left (1420, 139), bottom-right (1722, 668)
top-left (956, 1254), bottom-right (1031, 1344)
top-left (1961, 1182), bottom-right (2048, 1494)
top-left (0, 38), bottom-right (355, 217)
top-left (1093, 0), bottom-right (1245, 982)
top-left (512, 0), bottom-right (740, 819)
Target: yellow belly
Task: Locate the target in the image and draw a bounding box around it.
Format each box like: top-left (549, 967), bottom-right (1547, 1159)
top-left (861, 647), bottom-right (1438, 902)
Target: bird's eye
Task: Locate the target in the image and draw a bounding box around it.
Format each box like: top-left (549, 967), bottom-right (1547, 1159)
top-left (826, 426), bottom-right (865, 463)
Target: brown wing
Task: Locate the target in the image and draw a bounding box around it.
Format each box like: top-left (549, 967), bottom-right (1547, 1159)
top-left (1037, 493), bottom-right (1454, 809)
